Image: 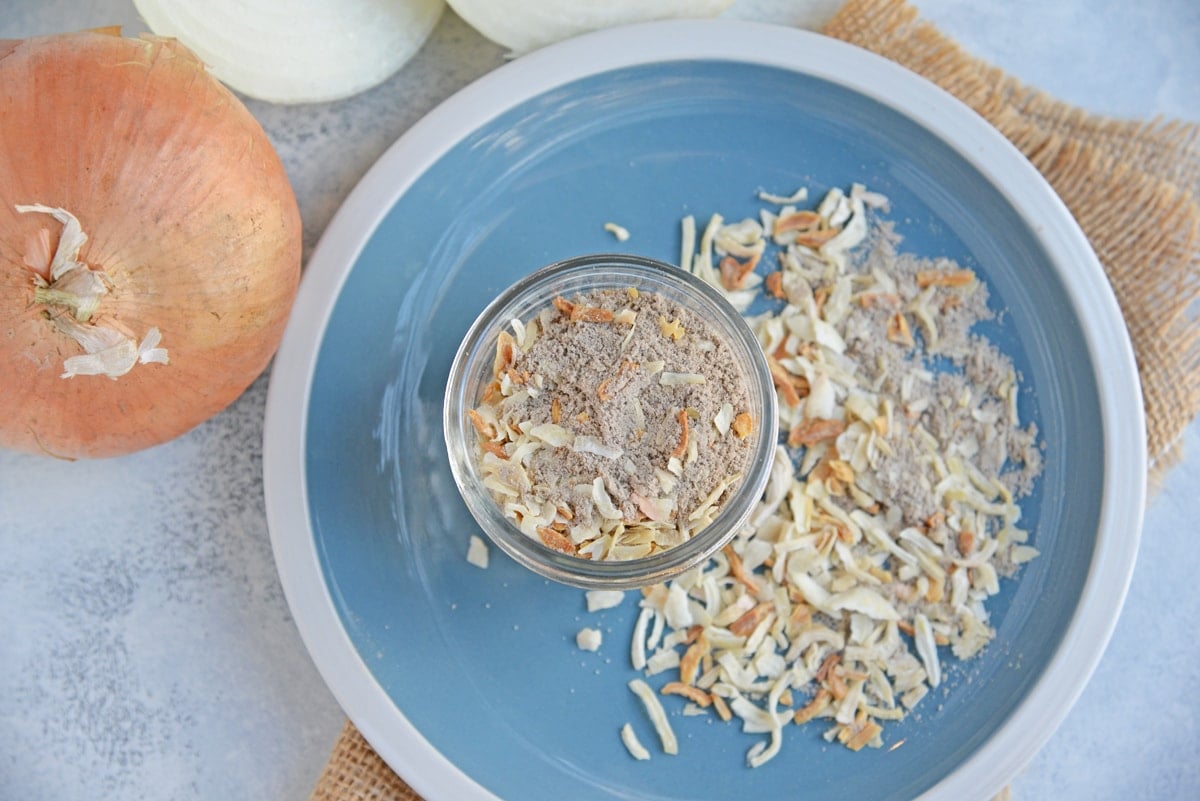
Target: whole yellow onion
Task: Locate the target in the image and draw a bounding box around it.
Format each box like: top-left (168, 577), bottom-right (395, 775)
top-left (0, 30), bottom-right (302, 458)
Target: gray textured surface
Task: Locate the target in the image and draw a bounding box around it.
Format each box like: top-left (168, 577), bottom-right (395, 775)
top-left (1, 1), bottom-right (1197, 799)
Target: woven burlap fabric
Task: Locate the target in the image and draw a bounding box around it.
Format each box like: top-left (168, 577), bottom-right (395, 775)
top-left (310, 721), bottom-right (420, 801)
top-left (310, 1), bottom-right (1200, 798)
top-left (825, 0), bottom-right (1200, 484)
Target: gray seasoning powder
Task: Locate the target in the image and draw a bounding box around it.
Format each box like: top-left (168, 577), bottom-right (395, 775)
top-left (483, 287), bottom-right (754, 554)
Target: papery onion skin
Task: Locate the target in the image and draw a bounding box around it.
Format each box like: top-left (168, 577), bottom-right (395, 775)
top-left (0, 31), bottom-right (302, 459)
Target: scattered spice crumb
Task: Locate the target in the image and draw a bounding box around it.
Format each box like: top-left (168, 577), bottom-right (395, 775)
top-left (576, 627), bottom-right (603, 652)
top-left (620, 722), bottom-right (651, 760)
top-left (604, 222), bottom-right (631, 242)
top-left (465, 535), bottom-right (489, 569)
top-left (629, 678), bottom-right (678, 755)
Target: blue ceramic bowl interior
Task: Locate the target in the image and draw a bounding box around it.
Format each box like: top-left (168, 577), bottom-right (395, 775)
top-left (305, 60), bottom-right (1099, 801)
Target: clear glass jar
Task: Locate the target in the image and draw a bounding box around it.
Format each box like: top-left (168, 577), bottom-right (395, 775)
top-left (443, 253), bottom-right (778, 589)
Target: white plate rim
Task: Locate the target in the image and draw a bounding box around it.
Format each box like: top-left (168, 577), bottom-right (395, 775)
top-left (263, 19), bottom-right (1146, 801)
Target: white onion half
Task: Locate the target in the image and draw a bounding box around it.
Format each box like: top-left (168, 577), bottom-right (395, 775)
top-left (134, 0), bottom-right (445, 104)
top-left (446, 0), bottom-right (732, 54)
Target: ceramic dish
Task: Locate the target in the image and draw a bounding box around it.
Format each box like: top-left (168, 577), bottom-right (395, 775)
top-left (263, 20), bottom-right (1145, 801)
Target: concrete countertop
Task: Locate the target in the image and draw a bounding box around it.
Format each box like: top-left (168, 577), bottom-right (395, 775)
top-left (2, 1), bottom-right (1197, 799)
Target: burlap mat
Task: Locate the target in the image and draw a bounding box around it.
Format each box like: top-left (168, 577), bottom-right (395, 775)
top-left (309, 0), bottom-right (1200, 798)
top-left (825, 0), bottom-right (1200, 484)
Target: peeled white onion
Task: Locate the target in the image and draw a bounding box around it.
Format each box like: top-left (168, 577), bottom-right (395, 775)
top-left (446, 0), bottom-right (733, 54)
top-left (133, 0), bottom-right (445, 104)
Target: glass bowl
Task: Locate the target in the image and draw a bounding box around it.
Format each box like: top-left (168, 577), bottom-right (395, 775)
top-left (443, 253), bottom-right (779, 589)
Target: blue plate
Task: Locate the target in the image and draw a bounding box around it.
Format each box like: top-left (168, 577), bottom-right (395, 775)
top-left (264, 21), bottom-right (1144, 801)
